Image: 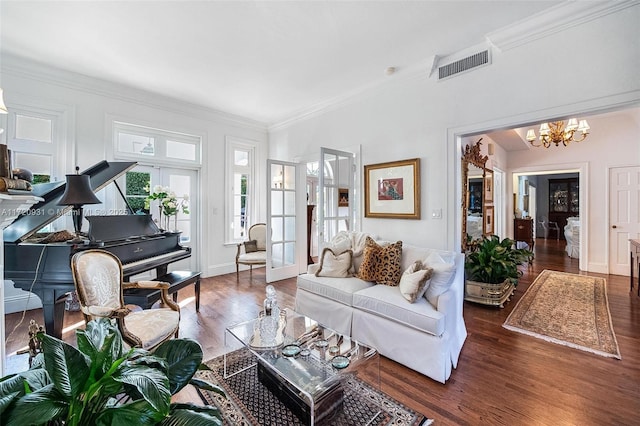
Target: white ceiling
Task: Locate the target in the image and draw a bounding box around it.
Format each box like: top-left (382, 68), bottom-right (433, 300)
top-left (1, 0), bottom-right (562, 125)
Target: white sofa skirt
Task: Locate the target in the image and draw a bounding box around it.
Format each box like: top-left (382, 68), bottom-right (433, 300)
top-left (295, 289), bottom-right (353, 336)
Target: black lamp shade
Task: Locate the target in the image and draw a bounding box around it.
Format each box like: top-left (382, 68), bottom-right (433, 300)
top-left (58, 174), bottom-right (101, 206)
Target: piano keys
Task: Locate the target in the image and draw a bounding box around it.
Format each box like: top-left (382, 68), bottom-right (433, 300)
top-left (3, 160), bottom-right (192, 339)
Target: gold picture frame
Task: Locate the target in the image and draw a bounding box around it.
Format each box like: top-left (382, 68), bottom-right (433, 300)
top-left (484, 205), bottom-right (494, 235)
top-left (364, 158), bottom-right (420, 219)
top-left (484, 168), bottom-right (494, 203)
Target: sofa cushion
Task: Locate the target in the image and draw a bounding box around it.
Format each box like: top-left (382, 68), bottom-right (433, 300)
top-left (423, 251), bottom-right (457, 306)
top-left (352, 285), bottom-right (445, 336)
top-left (297, 273), bottom-right (374, 306)
top-left (316, 248), bottom-right (353, 278)
top-left (357, 237), bottom-right (403, 286)
top-left (399, 260), bottom-right (433, 303)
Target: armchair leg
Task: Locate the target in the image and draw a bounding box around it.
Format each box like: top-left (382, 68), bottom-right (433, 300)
top-left (236, 264), bottom-right (239, 281)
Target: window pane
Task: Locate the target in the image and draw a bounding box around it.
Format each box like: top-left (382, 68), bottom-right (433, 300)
top-left (15, 114), bottom-right (52, 143)
top-left (284, 242), bottom-right (295, 266)
top-left (271, 191), bottom-right (283, 215)
top-left (13, 152), bottom-right (52, 176)
top-left (235, 150), bottom-right (249, 166)
top-left (117, 132), bottom-right (155, 155)
top-left (125, 171), bottom-right (151, 213)
top-left (167, 140), bottom-right (196, 161)
top-left (284, 191), bottom-right (295, 215)
top-left (284, 217), bottom-right (295, 240)
top-left (284, 165), bottom-right (295, 190)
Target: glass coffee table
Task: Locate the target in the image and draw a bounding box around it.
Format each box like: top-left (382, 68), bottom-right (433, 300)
top-left (224, 310), bottom-right (380, 425)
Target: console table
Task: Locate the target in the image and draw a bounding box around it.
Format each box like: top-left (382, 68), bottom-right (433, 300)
top-left (630, 239), bottom-right (640, 296)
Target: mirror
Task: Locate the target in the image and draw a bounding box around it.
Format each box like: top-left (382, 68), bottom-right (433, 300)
top-left (461, 140), bottom-right (493, 252)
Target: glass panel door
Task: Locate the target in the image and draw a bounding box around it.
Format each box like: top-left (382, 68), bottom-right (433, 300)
top-left (317, 148), bottom-right (355, 250)
top-left (266, 160), bottom-right (306, 283)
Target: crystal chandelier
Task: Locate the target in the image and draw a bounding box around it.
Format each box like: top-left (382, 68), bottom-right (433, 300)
top-left (526, 118), bottom-right (590, 148)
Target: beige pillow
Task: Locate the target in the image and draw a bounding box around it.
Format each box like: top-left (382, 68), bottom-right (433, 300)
top-left (316, 248), bottom-right (354, 278)
top-left (399, 260), bottom-right (434, 303)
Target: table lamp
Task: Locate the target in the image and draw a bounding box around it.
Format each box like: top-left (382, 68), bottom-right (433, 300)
top-left (58, 166), bottom-right (101, 243)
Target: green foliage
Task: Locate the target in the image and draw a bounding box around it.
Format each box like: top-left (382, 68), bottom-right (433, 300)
top-left (0, 319), bottom-right (224, 426)
top-left (126, 171), bottom-right (151, 196)
top-left (465, 235), bottom-right (533, 285)
top-left (32, 174), bottom-right (50, 185)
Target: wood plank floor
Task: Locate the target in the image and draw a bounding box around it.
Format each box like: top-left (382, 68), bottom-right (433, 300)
top-left (4, 238), bottom-right (639, 425)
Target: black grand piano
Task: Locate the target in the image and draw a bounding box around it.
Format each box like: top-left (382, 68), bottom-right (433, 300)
top-left (3, 160), bottom-right (191, 339)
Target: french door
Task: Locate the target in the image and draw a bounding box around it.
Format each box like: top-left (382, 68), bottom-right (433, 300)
top-left (122, 165), bottom-right (198, 273)
top-left (609, 166), bottom-right (640, 275)
top-left (317, 148), bottom-right (355, 250)
top-left (266, 160), bottom-right (307, 283)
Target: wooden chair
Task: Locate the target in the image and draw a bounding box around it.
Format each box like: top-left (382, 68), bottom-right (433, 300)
top-left (236, 223), bottom-right (267, 280)
top-left (71, 249), bottom-right (180, 350)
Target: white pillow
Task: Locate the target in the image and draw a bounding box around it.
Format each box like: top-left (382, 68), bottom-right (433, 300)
top-left (422, 252), bottom-right (456, 307)
top-left (399, 260), bottom-right (433, 303)
top-left (315, 248), bottom-right (353, 278)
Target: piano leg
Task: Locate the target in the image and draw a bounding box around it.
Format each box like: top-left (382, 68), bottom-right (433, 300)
top-left (40, 290), bottom-right (69, 340)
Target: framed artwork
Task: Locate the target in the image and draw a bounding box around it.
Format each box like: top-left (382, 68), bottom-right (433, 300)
top-left (484, 205), bottom-right (494, 235)
top-left (484, 169), bottom-right (494, 203)
top-left (364, 158), bottom-right (420, 219)
top-left (338, 188), bottom-right (349, 207)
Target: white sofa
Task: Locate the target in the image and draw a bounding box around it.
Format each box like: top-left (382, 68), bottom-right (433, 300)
top-left (295, 236), bottom-right (467, 384)
top-left (564, 217), bottom-right (580, 258)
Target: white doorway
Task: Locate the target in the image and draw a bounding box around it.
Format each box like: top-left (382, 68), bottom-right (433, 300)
top-left (609, 165), bottom-right (640, 276)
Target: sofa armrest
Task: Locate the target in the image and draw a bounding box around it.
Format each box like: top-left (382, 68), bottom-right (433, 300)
top-left (307, 263), bottom-right (320, 275)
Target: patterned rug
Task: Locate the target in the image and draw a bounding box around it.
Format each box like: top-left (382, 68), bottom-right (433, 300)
top-left (503, 269), bottom-right (621, 359)
top-left (197, 349), bottom-right (432, 425)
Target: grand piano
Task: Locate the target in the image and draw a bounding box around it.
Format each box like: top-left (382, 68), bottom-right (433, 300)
top-left (3, 160), bottom-right (191, 339)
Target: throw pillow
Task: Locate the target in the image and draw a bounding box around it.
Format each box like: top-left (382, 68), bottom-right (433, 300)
top-left (244, 240), bottom-right (258, 253)
top-left (399, 260), bottom-right (434, 303)
top-left (316, 248), bottom-right (354, 278)
top-left (423, 251), bottom-right (456, 307)
top-left (357, 236), bottom-right (403, 286)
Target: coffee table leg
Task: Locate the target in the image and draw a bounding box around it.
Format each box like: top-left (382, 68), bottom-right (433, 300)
top-left (223, 329), bottom-right (256, 379)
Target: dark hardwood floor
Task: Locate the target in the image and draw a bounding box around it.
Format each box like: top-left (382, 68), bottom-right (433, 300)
top-left (4, 238), bottom-right (639, 425)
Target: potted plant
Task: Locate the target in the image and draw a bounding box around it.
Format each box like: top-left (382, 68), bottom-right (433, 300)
top-left (464, 235), bottom-right (533, 307)
top-left (0, 318), bottom-right (224, 426)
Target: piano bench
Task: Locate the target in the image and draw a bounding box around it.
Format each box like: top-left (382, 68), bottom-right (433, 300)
top-left (124, 271), bottom-right (201, 312)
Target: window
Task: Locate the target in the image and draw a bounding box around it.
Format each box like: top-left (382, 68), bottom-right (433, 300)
top-left (226, 138), bottom-right (255, 243)
top-left (113, 121), bottom-right (200, 165)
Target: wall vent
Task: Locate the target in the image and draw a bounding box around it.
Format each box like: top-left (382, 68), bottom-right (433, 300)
top-left (438, 50), bottom-right (490, 80)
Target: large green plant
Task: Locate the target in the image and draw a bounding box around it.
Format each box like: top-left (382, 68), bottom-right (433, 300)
top-left (465, 235), bottom-right (533, 285)
top-left (0, 318), bottom-right (224, 426)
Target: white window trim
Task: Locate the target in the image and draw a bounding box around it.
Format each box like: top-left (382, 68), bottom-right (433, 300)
top-left (225, 137), bottom-right (256, 244)
top-left (112, 120), bottom-right (202, 167)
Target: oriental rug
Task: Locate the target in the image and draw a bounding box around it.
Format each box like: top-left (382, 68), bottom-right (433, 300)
top-left (503, 269), bottom-right (621, 359)
top-left (197, 349), bottom-right (433, 426)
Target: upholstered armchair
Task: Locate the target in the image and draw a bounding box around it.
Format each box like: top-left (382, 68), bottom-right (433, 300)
top-left (236, 223), bottom-right (267, 280)
top-left (538, 215), bottom-right (560, 240)
top-left (71, 249), bottom-right (180, 350)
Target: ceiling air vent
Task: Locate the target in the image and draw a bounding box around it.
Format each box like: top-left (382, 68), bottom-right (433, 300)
top-left (438, 50), bottom-right (490, 80)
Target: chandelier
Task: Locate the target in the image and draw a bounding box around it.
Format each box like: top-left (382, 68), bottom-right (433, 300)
top-left (526, 118), bottom-right (590, 148)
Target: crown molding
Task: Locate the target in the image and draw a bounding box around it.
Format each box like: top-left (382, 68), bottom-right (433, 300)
top-left (486, 0), bottom-right (639, 52)
top-left (0, 53), bottom-right (268, 132)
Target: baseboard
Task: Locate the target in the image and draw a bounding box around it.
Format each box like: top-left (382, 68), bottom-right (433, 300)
top-left (205, 263), bottom-right (265, 278)
top-left (3, 281), bottom-right (42, 314)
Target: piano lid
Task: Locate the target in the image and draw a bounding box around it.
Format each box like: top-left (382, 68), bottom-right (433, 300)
top-left (86, 214), bottom-right (160, 243)
top-left (3, 160), bottom-right (137, 243)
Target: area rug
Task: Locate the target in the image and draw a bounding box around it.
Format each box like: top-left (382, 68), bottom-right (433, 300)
top-left (503, 269), bottom-right (621, 359)
top-left (196, 349), bottom-right (433, 425)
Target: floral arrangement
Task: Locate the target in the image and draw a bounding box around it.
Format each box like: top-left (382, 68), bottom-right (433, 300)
top-left (144, 185), bottom-right (189, 230)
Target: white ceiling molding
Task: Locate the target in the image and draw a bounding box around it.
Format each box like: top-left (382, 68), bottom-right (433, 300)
top-left (486, 0), bottom-right (639, 52)
top-left (1, 54), bottom-right (268, 131)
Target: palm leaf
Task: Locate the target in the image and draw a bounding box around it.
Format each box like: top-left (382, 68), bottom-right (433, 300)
top-left (188, 378), bottom-right (225, 397)
top-left (5, 383), bottom-right (68, 426)
top-left (96, 399), bottom-right (163, 426)
top-left (159, 404), bottom-right (223, 426)
top-left (112, 365), bottom-right (170, 415)
top-left (39, 333), bottom-right (91, 399)
top-left (152, 339), bottom-right (203, 395)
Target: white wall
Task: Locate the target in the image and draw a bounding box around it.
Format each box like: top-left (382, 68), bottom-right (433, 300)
top-left (268, 4), bottom-right (640, 272)
top-left (1, 54), bottom-right (269, 283)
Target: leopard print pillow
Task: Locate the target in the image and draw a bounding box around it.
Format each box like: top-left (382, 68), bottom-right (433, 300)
top-left (357, 236), bottom-right (403, 286)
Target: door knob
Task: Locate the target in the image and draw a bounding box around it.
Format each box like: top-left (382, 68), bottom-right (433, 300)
top-left (612, 225), bottom-right (617, 229)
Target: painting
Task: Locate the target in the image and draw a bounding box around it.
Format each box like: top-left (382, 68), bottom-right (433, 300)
top-left (484, 205), bottom-right (494, 235)
top-left (364, 158), bottom-right (420, 219)
top-left (484, 169), bottom-right (493, 203)
top-left (338, 188), bottom-right (349, 207)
